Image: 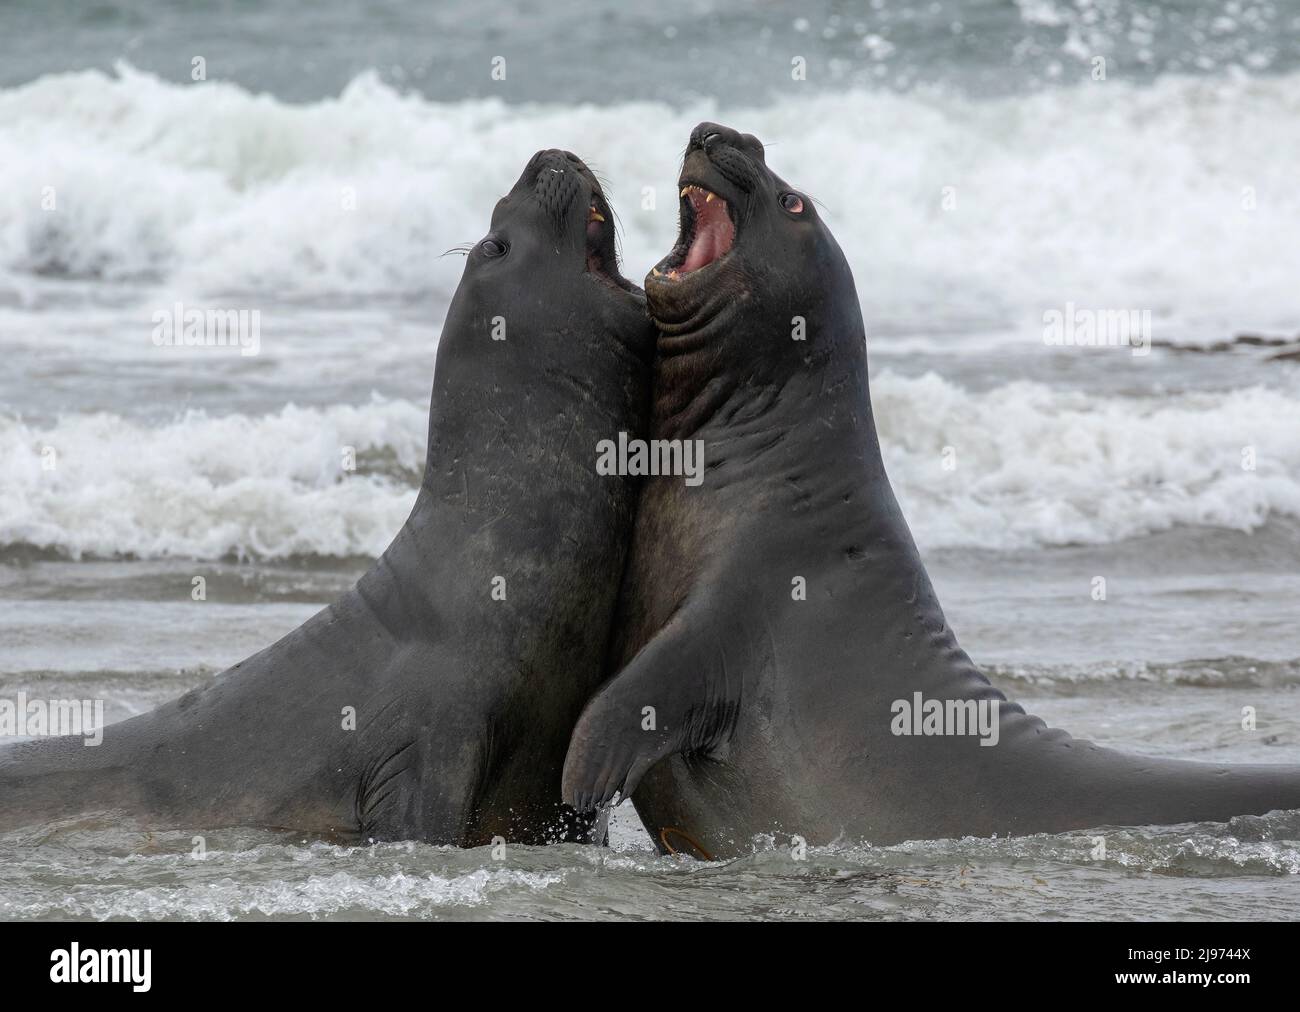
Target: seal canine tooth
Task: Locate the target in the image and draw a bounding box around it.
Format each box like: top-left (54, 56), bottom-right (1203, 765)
top-left (564, 121), bottom-right (1300, 857)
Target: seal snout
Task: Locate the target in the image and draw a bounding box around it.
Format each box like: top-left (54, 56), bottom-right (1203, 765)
top-left (688, 122), bottom-right (766, 165)
top-left (529, 150), bottom-right (604, 219)
top-left (525, 149), bottom-right (630, 291)
top-left (528, 149), bottom-right (585, 227)
top-left (528, 150), bottom-right (606, 230)
top-left (686, 122), bottom-right (766, 197)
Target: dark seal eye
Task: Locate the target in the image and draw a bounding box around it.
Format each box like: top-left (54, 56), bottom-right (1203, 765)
top-left (480, 238), bottom-right (506, 258)
top-left (780, 192), bottom-right (805, 214)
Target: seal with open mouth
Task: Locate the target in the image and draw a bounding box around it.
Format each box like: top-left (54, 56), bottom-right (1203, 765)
top-left (0, 150), bottom-right (653, 845)
top-left (562, 123), bottom-right (1300, 857)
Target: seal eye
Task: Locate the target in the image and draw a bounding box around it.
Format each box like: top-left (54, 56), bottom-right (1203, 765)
top-left (780, 192), bottom-right (805, 214)
top-left (479, 238), bottom-right (506, 258)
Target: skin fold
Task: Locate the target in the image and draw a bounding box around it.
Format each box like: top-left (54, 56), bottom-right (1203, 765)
top-left (562, 122), bottom-right (1300, 858)
top-left (1, 150), bottom-right (653, 845)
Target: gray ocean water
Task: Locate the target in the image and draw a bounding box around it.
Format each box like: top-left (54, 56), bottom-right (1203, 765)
top-left (1, 0), bottom-right (1299, 920)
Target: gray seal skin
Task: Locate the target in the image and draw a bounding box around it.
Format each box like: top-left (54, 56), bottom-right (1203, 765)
top-left (0, 150), bottom-right (653, 845)
top-left (561, 123), bottom-right (1300, 858)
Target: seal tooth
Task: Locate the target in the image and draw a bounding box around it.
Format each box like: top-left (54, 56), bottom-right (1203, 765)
top-left (589, 207), bottom-right (605, 222)
top-left (705, 192), bottom-right (714, 202)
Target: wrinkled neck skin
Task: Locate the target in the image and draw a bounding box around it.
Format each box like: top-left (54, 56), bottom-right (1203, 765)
top-left (640, 239), bottom-right (971, 703)
top-left (650, 255), bottom-right (886, 506)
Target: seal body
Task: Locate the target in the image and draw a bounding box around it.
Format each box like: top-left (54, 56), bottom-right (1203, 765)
top-left (1, 151), bottom-right (653, 845)
top-left (562, 124), bottom-right (1300, 857)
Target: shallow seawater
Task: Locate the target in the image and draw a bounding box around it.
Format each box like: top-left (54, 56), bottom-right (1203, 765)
top-left (3, 520), bottom-right (1300, 920)
top-left (2, 548), bottom-right (1298, 921)
top-left (4, 809), bottom-right (1298, 922)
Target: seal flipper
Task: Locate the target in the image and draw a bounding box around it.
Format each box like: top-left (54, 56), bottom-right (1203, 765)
top-left (562, 611), bottom-right (740, 812)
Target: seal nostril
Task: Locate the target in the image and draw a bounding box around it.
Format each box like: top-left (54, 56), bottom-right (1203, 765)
top-left (703, 132), bottom-right (721, 146)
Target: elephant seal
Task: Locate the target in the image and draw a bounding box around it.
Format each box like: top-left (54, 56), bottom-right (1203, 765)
top-left (1, 150), bottom-right (653, 845)
top-left (561, 123), bottom-right (1300, 857)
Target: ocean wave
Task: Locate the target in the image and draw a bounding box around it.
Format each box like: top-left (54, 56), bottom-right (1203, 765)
top-left (1, 65), bottom-right (1298, 337)
top-left (0, 398), bottom-right (424, 560)
top-left (4, 373), bottom-right (1300, 559)
top-left (876, 373), bottom-right (1300, 550)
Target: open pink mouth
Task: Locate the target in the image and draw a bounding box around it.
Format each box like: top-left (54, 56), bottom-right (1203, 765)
top-left (652, 183), bottom-right (736, 281)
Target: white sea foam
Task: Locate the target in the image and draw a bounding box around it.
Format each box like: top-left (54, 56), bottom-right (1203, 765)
top-left (5, 375), bottom-right (1299, 559)
top-left (0, 398), bottom-right (425, 560)
top-left (0, 866), bottom-right (564, 920)
top-left (876, 373), bottom-right (1300, 549)
top-left (1, 65), bottom-right (1298, 339)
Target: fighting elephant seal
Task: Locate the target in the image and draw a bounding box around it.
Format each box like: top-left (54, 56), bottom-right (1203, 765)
top-left (562, 122), bottom-right (1300, 857)
top-left (1, 150), bottom-right (653, 845)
